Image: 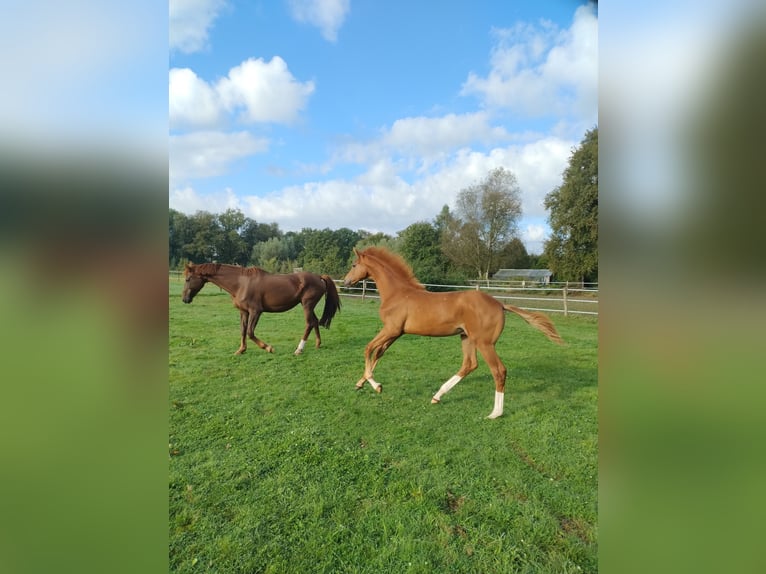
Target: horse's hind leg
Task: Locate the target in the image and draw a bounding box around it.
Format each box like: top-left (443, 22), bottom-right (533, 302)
top-left (295, 302), bottom-right (320, 355)
top-left (477, 342), bottom-right (508, 419)
top-left (431, 335), bottom-right (478, 404)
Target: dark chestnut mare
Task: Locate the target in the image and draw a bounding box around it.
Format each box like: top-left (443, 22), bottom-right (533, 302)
top-left (343, 247), bottom-right (563, 418)
top-left (182, 263), bottom-right (340, 356)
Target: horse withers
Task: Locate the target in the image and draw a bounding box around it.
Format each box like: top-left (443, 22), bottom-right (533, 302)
top-left (182, 263), bottom-right (340, 356)
top-left (343, 247), bottom-right (562, 418)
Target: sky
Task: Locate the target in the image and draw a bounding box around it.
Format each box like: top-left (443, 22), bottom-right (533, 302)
top-left (169, 0), bottom-right (598, 254)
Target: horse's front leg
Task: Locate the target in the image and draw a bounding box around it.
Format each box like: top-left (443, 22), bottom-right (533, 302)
top-left (235, 310), bottom-right (248, 355)
top-left (355, 331), bottom-right (400, 393)
top-left (247, 310), bottom-right (274, 353)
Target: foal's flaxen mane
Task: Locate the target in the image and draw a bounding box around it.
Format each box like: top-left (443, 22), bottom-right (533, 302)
top-left (362, 247), bottom-right (425, 290)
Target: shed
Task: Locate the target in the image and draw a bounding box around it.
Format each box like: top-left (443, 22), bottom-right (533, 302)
top-left (492, 269), bottom-right (552, 285)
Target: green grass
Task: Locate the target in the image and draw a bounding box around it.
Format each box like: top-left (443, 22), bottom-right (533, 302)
top-left (169, 279), bottom-right (598, 573)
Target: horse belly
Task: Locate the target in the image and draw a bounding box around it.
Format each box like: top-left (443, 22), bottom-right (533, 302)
top-left (403, 313), bottom-right (463, 337)
top-left (406, 324), bottom-right (462, 337)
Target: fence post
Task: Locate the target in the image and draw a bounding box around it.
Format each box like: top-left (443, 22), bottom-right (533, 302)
top-left (362, 279), bottom-right (367, 301)
top-left (563, 281), bottom-right (569, 317)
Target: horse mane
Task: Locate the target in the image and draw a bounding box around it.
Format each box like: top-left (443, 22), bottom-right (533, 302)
top-left (362, 247), bottom-right (425, 290)
top-left (187, 263), bottom-right (264, 277)
top-left (185, 262), bottom-right (221, 276)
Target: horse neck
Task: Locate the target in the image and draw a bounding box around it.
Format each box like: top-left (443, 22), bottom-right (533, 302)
top-left (365, 259), bottom-right (414, 299)
top-left (204, 265), bottom-right (244, 296)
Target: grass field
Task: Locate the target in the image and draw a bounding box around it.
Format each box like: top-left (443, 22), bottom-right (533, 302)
top-left (169, 279), bottom-right (598, 573)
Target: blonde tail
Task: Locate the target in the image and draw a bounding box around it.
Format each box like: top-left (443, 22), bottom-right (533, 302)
top-left (503, 305), bottom-right (564, 345)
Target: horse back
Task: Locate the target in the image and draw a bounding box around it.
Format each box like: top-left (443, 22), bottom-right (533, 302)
top-left (395, 288), bottom-right (503, 337)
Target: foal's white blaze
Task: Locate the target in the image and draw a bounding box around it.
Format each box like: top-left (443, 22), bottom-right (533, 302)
top-left (487, 391), bottom-right (504, 419)
top-left (294, 339), bottom-right (307, 355)
top-left (432, 374), bottom-right (462, 402)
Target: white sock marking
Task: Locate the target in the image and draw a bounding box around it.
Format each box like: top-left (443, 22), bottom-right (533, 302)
top-left (487, 391), bottom-right (504, 419)
top-left (433, 375), bottom-right (462, 401)
top-left (296, 339), bottom-right (306, 352)
top-left (368, 378), bottom-right (381, 391)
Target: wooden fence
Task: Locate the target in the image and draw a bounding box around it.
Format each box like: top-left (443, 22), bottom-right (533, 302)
top-left (170, 271), bottom-right (597, 317)
top-left (335, 279), bottom-right (598, 317)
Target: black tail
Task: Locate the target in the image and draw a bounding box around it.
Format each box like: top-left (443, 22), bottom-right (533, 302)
top-left (319, 275), bottom-right (341, 328)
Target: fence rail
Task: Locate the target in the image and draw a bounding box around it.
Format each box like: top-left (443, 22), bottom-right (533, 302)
top-left (170, 271), bottom-right (597, 317)
top-left (334, 279), bottom-right (598, 317)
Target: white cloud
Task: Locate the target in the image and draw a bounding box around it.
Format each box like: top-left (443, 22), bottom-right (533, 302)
top-left (170, 186), bottom-right (242, 214)
top-left (217, 57), bottom-right (316, 123)
top-left (170, 0), bottom-right (227, 54)
top-left (385, 113), bottom-right (511, 157)
top-left (461, 4), bottom-right (597, 120)
top-left (288, 0), bottom-right (350, 42)
top-left (169, 57), bottom-right (315, 129)
top-left (169, 135), bottom-right (573, 246)
top-left (169, 130), bottom-right (270, 184)
top-left (335, 112), bottom-right (513, 167)
top-left (169, 68), bottom-right (223, 128)
top-left (522, 223), bottom-right (548, 254)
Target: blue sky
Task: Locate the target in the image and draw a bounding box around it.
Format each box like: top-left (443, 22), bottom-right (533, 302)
top-left (169, 0), bottom-right (598, 253)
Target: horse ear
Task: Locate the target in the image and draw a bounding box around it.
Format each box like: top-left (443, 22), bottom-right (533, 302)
top-left (353, 248), bottom-right (359, 257)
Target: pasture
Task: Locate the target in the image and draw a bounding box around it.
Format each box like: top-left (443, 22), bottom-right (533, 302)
top-left (169, 279), bottom-right (598, 573)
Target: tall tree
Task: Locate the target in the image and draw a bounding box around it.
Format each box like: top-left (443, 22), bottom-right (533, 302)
top-left (398, 221), bottom-right (452, 285)
top-left (441, 167), bottom-right (522, 279)
top-left (184, 211), bottom-right (219, 262)
top-left (169, 209), bottom-right (192, 267)
top-left (299, 227), bottom-right (362, 276)
top-left (544, 127), bottom-right (598, 283)
top-left (216, 208), bottom-right (247, 265)
top-left (241, 218), bottom-right (281, 260)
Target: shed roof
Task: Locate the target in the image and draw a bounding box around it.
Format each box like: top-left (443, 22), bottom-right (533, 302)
top-left (492, 269), bottom-right (552, 280)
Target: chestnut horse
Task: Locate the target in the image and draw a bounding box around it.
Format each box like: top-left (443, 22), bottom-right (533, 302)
top-left (182, 263), bottom-right (340, 356)
top-left (343, 247), bottom-right (563, 418)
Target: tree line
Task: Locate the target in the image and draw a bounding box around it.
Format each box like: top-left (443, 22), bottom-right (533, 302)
top-left (170, 128), bottom-right (597, 283)
top-left (169, 207), bottom-right (537, 282)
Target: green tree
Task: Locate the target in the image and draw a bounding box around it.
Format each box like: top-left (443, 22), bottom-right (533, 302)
top-left (251, 236), bottom-right (299, 272)
top-left (169, 209), bottom-right (192, 268)
top-left (397, 221), bottom-right (455, 285)
top-left (183, 211), bottom-right (219, 262)
top-left (216, 208), bottom-right (247, 265)
top-left (299, 228), bottom-right (362, 276)
top-left (441, 167), bottom-right (522, 279)
top-left (241, 219), bottom-right (281, 261)
top-left (544, 127), bottom-right (598, 283)
top-left (496, 237), bottom-right (531, 271)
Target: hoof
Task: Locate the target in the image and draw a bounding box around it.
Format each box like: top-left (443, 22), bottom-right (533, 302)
top-left (266, 346), bottom-right (274, 353)
top-left (374, 385), bottom-right (382, 394)
top-left (294, 349), bottom-right (303, 356)
top-left (486, 412), bottom-right (502, 420)
top-left (431, 398), bottom-right (440, 404)
top-left (234, 350), bottom-right (245, 355)
top-left (355, 382), bottom-right (365, 390)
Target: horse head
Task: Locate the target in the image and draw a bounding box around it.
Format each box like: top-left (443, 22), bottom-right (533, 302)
top-left (181, 263), bottom-right (208, 303)
top-left (343, 248), bottom-right (370, 286)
